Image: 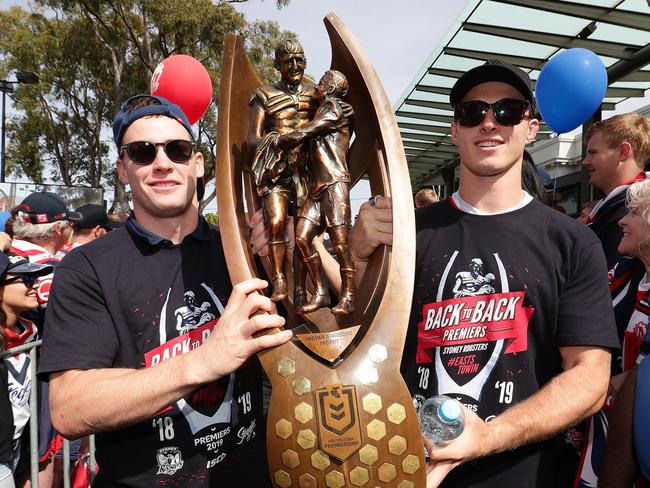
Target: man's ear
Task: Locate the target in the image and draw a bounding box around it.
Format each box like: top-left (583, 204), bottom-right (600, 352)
top-left (525, 118), bottom-right (540, 144)
top-left (451, 120), bottom-right (458, 146)
top-left (618, 141), bottom-right (633, 162)
top-left (194, 151), bottom-right (205, 179)
top-left (116, 158), bottom-right (129, 185)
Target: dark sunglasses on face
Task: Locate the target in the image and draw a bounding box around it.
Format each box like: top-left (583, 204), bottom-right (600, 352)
top-left (3, 275), bottom-right (38, 288)
top-left (120, 140), bottom-right (196, 165)
top-left (454, 98), bottom-right (530, 127)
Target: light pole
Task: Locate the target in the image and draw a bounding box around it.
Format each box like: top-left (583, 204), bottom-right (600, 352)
top-left (0, 71), bottom-right (39, 183)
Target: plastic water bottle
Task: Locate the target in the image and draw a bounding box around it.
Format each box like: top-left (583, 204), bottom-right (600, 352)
top-left (417, 395), bottom-right (464, 446)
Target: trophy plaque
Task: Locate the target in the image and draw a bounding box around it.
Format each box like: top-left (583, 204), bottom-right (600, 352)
top-left (216, 13), bottom-right (423, 487)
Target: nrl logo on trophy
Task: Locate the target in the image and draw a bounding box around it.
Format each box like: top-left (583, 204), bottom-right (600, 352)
top-left (314, 384), bottom-right (361, 461)
top-left (216, 12), bottom-right (424, 487)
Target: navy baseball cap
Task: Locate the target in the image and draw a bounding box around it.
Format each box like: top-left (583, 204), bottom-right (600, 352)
top-left (113, 94), bottom-right (193, 148)
top-left (450, 59), bottom-right (535, 112)
top-left (1, 252), bottom-right (53, 281)
top-left (15, 192), bottom-right (82, 224)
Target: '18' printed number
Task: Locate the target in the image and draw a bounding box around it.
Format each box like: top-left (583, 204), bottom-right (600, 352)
top-left (417, 366), bottom-right (430, 390)
top-left (153, 416), bottom-right (175, 441)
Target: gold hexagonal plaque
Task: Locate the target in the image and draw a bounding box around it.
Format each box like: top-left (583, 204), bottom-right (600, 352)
top-left (397, 481), bottom-right (415, 488)
top-left (362, 393), bottom-right (382, 415)
top-left (277, 357), bottom-right (296, 377)
top-left (368, 344), bottom-right (388, 363)
top-left (358, 444), bottom-right (379, 465)
top-left (325, 470), bottom-right (345, 488)
top-left (310, 450), bottom-right (331, 471)
top-left (402, 454), bottom-right (421, 474)
top-left (350, 466), bottom-right (369, 486)
top-left (388, 435), bottom-right (407, 456)
top-left (275, 418), bottom-right (292, 439)
top-left (297, 429), bottom-right (316, 450)
top-left (378, 463), bottom-right (397, 483)
top-left (366, 419), bottom-right (386, 441)
top-left (294, 402), bottom-right (313, 424)
top-left (282, 449), bottom-right (300, 469)
top-left (292, 376), bottom-right (311, 396)
top-left (274, 470), bottom-right (292, 488)
top-left (387, 403), bottom-right (407, 424)
top-left (298, 473), bottom-right (317, 488)
top-left (359, 365), bottom-right (379, 386)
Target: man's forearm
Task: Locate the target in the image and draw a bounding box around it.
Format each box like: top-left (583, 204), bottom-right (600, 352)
top-left (50, 348), bottom-right (215, 439)
top-left (482, 347), bottom-right (610, 457)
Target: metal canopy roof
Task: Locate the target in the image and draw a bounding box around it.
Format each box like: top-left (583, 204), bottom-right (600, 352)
top-left (394, 0), bottom-right (650, 189)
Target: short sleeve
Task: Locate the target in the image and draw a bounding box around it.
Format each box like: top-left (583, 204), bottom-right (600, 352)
top-left (556, 230), bottom-right (619, 349)
top-left (38, 252), bottom-right (119, 377)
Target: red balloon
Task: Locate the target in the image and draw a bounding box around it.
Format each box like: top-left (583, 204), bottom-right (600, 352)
top-left (150, 54), bottom-right (212, 125)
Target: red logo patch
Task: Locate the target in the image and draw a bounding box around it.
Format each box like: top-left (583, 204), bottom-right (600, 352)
top-left (416, 291), bottom-right (534, 363)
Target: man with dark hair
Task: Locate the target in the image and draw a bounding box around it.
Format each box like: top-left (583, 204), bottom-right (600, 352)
top-left (39, 94), bottom-right (291, 487)
top-left (582, 113), bottom-right (650, 268)
top-left (56, 204), bottom-right (117, 259)
top-left (350, 60), bottom-right (618, 487)
top-left (248, 38), bottom-right (317, 304)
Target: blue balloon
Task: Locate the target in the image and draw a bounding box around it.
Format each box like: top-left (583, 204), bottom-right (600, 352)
top-left (536, 48), bottom-right (607, 133)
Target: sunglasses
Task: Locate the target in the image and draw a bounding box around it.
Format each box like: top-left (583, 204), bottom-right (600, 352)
top-left (454, 99), bottom-right (530, 127)
top-left (3, 275), bottom-right (38, 288)
top-left (120, 140), bottom-right (196, 165)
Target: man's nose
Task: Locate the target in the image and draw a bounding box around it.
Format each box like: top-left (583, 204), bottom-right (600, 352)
top-left (152, 145), bottom-right (174, 170)
top-left (479, 108), bottom-right (498, 130)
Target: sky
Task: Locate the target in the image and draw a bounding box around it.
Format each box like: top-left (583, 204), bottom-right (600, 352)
top-left (232, 0), bottom-right (472, 104)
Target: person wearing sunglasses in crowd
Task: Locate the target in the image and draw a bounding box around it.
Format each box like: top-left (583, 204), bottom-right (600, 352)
top-left (0, 253), bottom-right (53, 487)
top-left (9, 192), bottom-right (80, 488)
top-left (38, 94), bottom-right (292, 487)
top-left (348, 60), bottom-right (618, 488)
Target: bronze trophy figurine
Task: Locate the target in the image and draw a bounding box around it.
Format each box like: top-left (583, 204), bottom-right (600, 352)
top-left (279, 69), bottom-right (356, 315)
top-left (217, 13), bottom-right (424, 488)
top-left (248, 39), bottom-right (316, 304)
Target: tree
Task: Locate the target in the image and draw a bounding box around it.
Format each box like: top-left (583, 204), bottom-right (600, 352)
top-left (0, 0), bottom-right (294, 212)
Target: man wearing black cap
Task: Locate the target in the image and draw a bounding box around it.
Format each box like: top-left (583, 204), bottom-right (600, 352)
top-left (39, 94), bottom-right (291, 487)
top-left (349, 60), bottom-right (618, 487)
top-left (56, 204), bottom-right (118, 259)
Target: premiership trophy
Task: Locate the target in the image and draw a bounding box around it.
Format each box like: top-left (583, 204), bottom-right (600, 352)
top-left (216, 13), bottom-right (423, 487)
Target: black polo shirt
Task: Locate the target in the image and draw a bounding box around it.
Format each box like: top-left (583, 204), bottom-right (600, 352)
top-left (40, 215), bottom-right (270, 487)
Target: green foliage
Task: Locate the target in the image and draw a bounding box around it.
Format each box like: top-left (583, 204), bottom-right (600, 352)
top-left (0, 0), bottom-right (295, 210)
top-left (203, 212), bottom-right (219, 226)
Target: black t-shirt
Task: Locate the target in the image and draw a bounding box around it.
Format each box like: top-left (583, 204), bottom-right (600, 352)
top-left (39, 216), bottom-right (270, 487)
top-left (401, 198), bottom-right (619, 488)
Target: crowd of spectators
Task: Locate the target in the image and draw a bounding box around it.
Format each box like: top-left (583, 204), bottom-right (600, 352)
top-left (0, 60), bottom-right (649, 488)
top-left (1, 195), bottom-right (122, 488)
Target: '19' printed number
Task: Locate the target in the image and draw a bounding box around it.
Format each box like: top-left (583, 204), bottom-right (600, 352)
top-left (417, 366), bottom-right (430, 390)
top-left (238, 392), bottom-right (252, 414)
top-left (495, 381), bottom-right (514, 404)
top-left (153, 416), bottom-right (175, 441)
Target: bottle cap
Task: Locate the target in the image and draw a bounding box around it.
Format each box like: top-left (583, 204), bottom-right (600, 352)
top-left (438, 399), bottom-right (462, 423)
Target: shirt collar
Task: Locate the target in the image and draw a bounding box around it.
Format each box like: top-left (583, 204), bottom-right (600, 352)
top-left (126, 213), bottom-right (211, 248)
